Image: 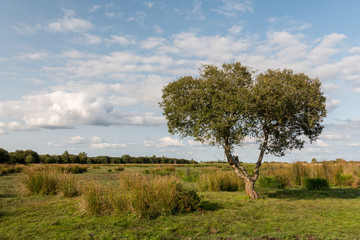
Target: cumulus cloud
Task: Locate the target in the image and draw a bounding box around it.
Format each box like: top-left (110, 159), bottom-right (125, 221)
top-left (0, 82), bottom-right (165, 129)
top-left (144, 137), bottom-right (185, 147)
top-left (47, 10), bottom-right (94, 33)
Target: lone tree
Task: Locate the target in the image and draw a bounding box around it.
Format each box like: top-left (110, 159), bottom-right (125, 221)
top-left (160, 62), bottom-right (326, 199)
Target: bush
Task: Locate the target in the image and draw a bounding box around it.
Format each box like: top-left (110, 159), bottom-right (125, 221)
top-left (335, 173), bottom-right (353, 186)
top-left (58, 174), bottom-right (79, 197)
top-left (258, 176), bottom-right (285, 189)
top-left (303, 178), bottom-right (329, 191)
top-left (115, 166), bottom-right (125, 171)
top-left (81, 182), bottom-right (112, 215)
top-left (0, 164), bottom-right (23, 175)
top-left (22, 168), bottom-right (58, 195)
top-left (198, 170), bottom-right (245, 191)
top-left (81, 173), bottom-right (201, 218)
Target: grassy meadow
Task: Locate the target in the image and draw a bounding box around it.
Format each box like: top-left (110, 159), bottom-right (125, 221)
top-left (1, 161), bottom-right (360, 239)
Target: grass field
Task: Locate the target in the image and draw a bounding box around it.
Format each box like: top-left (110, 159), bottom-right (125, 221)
top-left (1, 163), bottom-right (360, 239)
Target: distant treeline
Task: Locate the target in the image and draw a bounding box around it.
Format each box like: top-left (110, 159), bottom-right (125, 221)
top-left (0, 148), bottom-right (197, 164)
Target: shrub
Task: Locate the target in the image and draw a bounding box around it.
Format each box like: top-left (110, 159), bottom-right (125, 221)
top-left (115, 166), bottom-right (125, 171)
top-left (57, 165), bottom-right (87, 174)
top-left (81, 173), bottom-right (201, 218)
top-left (22, 168), bottom-right (58, 195)
top-left (198, 170), bottom-right (245, 191)
top-left (258, 176), bottom-right (285, 189)
top-left (0, 164), bottom-right (23, 175)
top-left (58, 174), bottom-right (79, 197)
top-left (81, 182), bottom-right (112, 215)
top-left (335, 173), bottom-right (353, 186)
top-left (303, 178), bottom-right (329, 191)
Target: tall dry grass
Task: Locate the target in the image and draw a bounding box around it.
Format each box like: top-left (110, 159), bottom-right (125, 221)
top-left (21, 165), bottom-right (79, 196)
top-left (198, 169), bottom-right (245, 191)
top-left (260, 161), bottom-right (360, 187)
top-left (81, 173), bottom-right (201, 218)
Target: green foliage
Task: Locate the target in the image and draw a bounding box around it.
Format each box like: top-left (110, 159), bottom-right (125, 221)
top-left (177, 168), bottom-right (199, 182)
top-left (335, 173), bottom-right (353, 186)
top-left (0, 148), bottom-right (11, 164)
top-left (251, 69), bottom-right (326, 156)
top-left (198, 170), bottom-right (245, 191)
top-left (258, 176), bottom-right (285, 189)
top-left (160, 62), bottom-right (326, 199)
top-left (160, 62), bottom-right (252, 147)
top-left (303, 178), bottom-right (330, 191)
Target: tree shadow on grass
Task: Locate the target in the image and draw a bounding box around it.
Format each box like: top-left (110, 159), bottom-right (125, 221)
top-left (264, 188), bottom-right (360, 200)
top-left (199, 200), bottom-right (223, 211)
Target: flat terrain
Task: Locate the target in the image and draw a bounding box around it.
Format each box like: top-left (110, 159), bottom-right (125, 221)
top-left (1, 164), bottom-right (360, 239)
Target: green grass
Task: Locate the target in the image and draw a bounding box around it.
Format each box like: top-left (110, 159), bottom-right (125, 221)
top-left (1, 164), bottom-right (360, 239)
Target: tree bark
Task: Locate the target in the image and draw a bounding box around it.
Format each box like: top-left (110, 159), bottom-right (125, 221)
top-left (223, 133), bottom-right (269, 200)
top-left (245, 178), bottom-right (260, 199)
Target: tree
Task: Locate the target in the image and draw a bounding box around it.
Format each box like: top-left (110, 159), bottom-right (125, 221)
top-left (0, 148), bottom-right (10, 164)
top-left (160, 63), bottom-right (326, 199)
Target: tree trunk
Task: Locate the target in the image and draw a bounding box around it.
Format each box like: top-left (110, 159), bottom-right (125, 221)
top-left (245, 178), bottom-right (260, 199)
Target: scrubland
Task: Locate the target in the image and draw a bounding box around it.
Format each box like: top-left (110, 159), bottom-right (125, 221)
top-left (1, 161), bottom-right (360, 239)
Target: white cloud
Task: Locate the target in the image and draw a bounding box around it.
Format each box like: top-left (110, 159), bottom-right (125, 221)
top-left (0, 82), bottom-right (165, 129)
top-left (22, 78), bottom-right (46, 85)
top-left (67, 136), bottom-right (87, 144)
top-left (216, 0), bottom-right (253, 16)
top-left (88, 5), bottom-right (101, 12)
top-left (153, 25), bottom-right (163, 34)
top-left (345, 142), bottom-right (360, 147)
top-left (188, 140), bottom-right (204, 146)
top-left (81, 33), bottom-right (103, 44)
top-left (105, 12), bottom-right (116, 18)
top-left (47, 11), bottom-right (94, 33)
top-left (322, 134), bottom-right (351, 140)
top-left (140, 37), bottom-right (167, 49)
top-left (144, 137), bottom-right (185, 147)
top-left (171, 32), bottom-right (249, 61)
top-left (91, 136), bottom-right (103, 143)
top-left (228, 25), bottom-right (243, 34)
top-left (106, 35), bottom-right (136, 45)
top-left (323, 83), bottom-right (341, 92)
top-left (17, 51), bottom-right (50, 60)
top-left (315, 139), bottom-right (330, 147)
top-left (90, 143), bottom-right (127, 149)
top-left (326, 97), bottom-right (341, 111)
top-left (13, 23), bottom-right (42, 35)
top-left (144, 2), bottom-right (155, 8)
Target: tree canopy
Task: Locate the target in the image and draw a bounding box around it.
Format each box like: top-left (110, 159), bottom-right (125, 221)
top-left (160, 62), bottom-right (327, 199)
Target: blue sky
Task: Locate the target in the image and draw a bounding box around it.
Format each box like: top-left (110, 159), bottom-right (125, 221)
top-left (1, 0), bottom-right (360, 162)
